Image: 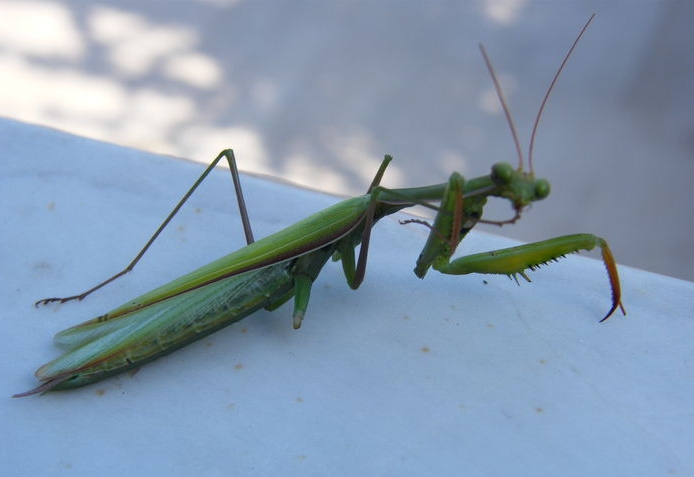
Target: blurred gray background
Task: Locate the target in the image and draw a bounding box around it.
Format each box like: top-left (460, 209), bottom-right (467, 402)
top-left (1, 0), bottom-right (692, 281)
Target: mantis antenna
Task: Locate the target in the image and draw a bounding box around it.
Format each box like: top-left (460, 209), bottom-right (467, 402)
top-left (479, 13), bottom-right (596, 174)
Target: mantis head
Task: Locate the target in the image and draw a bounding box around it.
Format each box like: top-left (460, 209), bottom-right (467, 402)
top-left (490, 161), bottom-right (550, 213)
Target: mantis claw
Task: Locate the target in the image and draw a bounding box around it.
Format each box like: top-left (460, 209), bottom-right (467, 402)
top-left (35, 297), bottom-right (67, 307)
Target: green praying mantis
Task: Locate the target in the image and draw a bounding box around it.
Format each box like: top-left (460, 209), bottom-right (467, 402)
top-left (15, 14), bottom-right (624, 397)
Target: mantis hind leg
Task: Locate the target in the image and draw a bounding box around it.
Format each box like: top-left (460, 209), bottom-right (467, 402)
top-left (435, 233), bottom-right (625, 322)
top-left (36, 149), bottom-right (254, 306)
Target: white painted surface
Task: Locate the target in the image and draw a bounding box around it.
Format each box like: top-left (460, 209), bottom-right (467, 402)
top-left (2, 120), bottom-right (692, 476)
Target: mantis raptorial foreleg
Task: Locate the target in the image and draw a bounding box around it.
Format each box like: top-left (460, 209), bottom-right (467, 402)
top-left (401, 12), bottom-right (623, 322)
top-left (36, 150), bottom-right (254, 306)
top-left (409, 169), bottom-right (625, 321)
top-left (436, 233), bottom-right (623, 321)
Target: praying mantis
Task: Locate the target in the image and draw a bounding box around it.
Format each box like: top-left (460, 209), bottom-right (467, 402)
top-left (15, 14), bottom-right (624, 397)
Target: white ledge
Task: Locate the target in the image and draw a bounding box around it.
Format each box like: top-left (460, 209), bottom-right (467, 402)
top-left (2, 118), bottom-right (692, 476)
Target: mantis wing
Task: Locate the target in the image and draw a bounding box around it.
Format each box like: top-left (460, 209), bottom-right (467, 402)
top-left (34, 263), bottom-right (296, 391)
top-left (93, 195), bottom-right (373, 323)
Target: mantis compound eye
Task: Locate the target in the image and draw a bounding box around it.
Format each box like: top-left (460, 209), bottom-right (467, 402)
top-left (491, 162), bottom-right (514, 185)
top-left (534, 179), bottom-right (550, 200)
